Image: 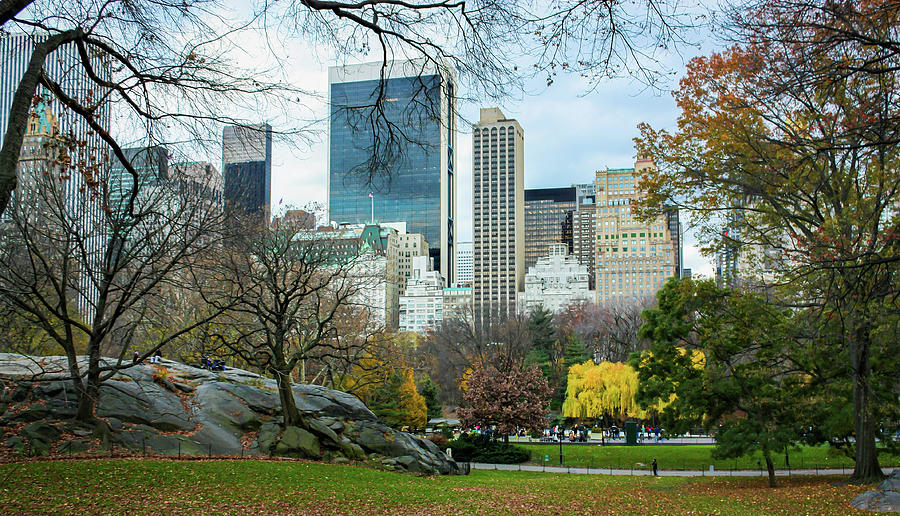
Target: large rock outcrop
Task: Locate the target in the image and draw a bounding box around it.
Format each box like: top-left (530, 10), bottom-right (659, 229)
top-left (851, 469), bottom-right (900, 512)
top-left (0, 354), bottom-right (459, 475)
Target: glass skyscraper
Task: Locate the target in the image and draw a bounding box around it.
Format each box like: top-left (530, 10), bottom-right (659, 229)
top-left (524, 187), bottom-right (576, 271)
top-left (223, 124), bottom-right (272, 222)
top-left (108, 146), bottom-right (169, 215)
top-left (328, 60), bottom-right (457, 285)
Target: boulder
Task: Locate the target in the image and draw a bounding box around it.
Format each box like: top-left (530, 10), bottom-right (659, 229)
top-left (850, 469), bottom-right (900, 512)
top-left (879, 469), bottom-right (900, 492)
top-left (850, 489), bottom-right (900, 512)
top-left (274, 426), bottom-right (320, 458)
top-left (7, 402), bottom-right (50, 422)
top-left (257, 421), bottom-right (280, 453)
top-left (22, 421), bottom-right (60, 443)
top-left (96, 380), bottom-right (193, 432)
top-left (217, 381), bottom-right (276, 414)
top-left (4, 435), bottom-right (24, 453)
top-left (308, 418), bottom-right (340, 445)
top-left (195, 383), bottom-right (261, 432)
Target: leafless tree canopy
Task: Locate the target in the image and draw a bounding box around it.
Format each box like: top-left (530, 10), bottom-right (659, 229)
top-left (203, 217), bottom-right (379, 428)
top-left (0, 140), bottom-right (228, 421)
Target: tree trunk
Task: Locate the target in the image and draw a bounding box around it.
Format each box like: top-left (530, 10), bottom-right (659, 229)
top-left (849, 324), bottom-right (884, 482)
top-left (75, 345), bottom-right (102, 422)
top-left (763, 449), bottom-right (777, 488)
top-left (273, 366), bottom-right (306, 429)
top-left (74, 376), bottom-right (99, 422)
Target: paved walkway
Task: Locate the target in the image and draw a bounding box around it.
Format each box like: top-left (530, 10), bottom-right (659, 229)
top-left (511, 437), bottom-right (717, 446)
top-left (469, 462), bottom-right (897, 477)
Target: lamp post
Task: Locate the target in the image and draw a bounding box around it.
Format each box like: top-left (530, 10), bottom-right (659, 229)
top-left (559, 433), bottom-right (563, 466)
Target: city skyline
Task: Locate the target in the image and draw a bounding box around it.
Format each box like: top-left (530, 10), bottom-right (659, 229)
top-left (253, 52), bottom-right (716, 279)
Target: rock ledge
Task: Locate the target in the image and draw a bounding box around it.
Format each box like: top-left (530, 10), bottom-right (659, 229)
top-left (0, 354), bottom-right (459, 475)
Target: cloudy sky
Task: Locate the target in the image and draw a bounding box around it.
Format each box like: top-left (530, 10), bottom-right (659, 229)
top-left (258, 35), bottom-right (717, 278)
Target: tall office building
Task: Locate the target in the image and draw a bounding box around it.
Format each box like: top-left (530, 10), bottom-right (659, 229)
top-left (472, 108), bottom-right (524, 326)
top-left (524, 187), bottom-right (575, 271)
top-left (455, 241), bottom-right (473, 286)
top-left (223, 124), bottom-right (272, 222)
top-left (594, 157), bottom-right (679, 303)
top-left (171, 161), bottom-right (224, 215)
top-left (328, 59), bottom-right (457, 285)
top-left (572, 183), bottom-right (598, 289)
top-left (1, 33), bottom-right (110, 320)
top-left (1, 33), bottom-right (110, 155)
top-left (108, 146), bottom-right (169, 214)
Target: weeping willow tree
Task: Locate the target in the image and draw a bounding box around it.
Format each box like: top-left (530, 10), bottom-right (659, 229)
top-left (562, 361), bottom-right (648, 423)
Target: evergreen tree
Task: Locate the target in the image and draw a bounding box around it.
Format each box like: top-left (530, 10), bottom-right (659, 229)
top-left (419, 376), bottom-right (443, 421)
top-left (367, 368), bottom-right (427, 429)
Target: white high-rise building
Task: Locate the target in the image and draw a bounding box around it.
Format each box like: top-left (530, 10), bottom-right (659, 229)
top-left (455, 241), bottom-right (473, 286)
top-left (399, 256), bottom-right (445, 334)
top-left (395, 232), bottom-right (430, 294)
top-left (472, 108), bottom-right (524, 327)
top-left (519, 244), bottom-right (593, 314)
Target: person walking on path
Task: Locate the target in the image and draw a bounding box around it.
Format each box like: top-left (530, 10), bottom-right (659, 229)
top-left (652, 458), bottom-right (658, 476)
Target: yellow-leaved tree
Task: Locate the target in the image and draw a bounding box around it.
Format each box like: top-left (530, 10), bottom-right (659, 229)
top-left (398, 368), bottom-right (427, 429)
top-left (562, 361), bottom-right (647, 423)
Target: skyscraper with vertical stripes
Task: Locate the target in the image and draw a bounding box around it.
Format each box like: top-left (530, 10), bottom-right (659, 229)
top-left (1, 32), bottom-right (111, 320)
top-left (472, 108), bottom-right (524, 327)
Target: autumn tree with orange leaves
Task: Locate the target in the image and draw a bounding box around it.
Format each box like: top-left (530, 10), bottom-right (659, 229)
top-left (635, 1), bottom-right (900, 482)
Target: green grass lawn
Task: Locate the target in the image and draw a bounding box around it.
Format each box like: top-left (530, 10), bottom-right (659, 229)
top-left (519, 443), bottom-right (900, 471)
top-left (0, 459), bottom-right (874, 515)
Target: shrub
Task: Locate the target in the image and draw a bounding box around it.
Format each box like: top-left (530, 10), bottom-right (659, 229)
top-left (447, 432), bottom-right (529, 464)
top-left (151, 365), bottom-right (170, 384)
top-left (428, 434), bottom-right (449, 448)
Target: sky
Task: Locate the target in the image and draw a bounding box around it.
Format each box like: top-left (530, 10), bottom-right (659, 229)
top-left (254, 34), bottom-right (718, 279)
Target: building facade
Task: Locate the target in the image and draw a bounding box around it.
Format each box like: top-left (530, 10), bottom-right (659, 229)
top-left (523, 187), bottom-right (576, 271)
top-left (442, 286), bottom-right (473, 322)
top-left (311, 222), bottom-right (402, 329)
top-left (170, 161), bottom-right (224, 215)
top-left (395, 232), bottom-right (430, 294)
top-left (222, 124), bottom-right (272, 222)
top-left (399, 256), bottom-right (473, 334)
top-left (327, 59), bottom-right (457, 285)
top-left (572, 184), bottom-right (598, 289)
top-left (472, 107), bottom-right (524, 326)
top-left (455, 241), bottom-right (473, 286)
top-left (1, 33), bottom-right (111, 321)
top-left (594, 158), bottom-right (680, 304)
top-left (277, 209), bottom-right (316, 229)
top-left (398, 256), bottom-right (445, 334)
top-left (108, 146), bottom-right (169, 214)
top-left (519, 244), bottom-right (593, 314)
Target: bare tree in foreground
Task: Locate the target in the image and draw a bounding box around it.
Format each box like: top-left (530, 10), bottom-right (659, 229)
top-left (0, 135), bottom-right (227, 422)
top-left (206, 219), bottom-right (379, 429)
